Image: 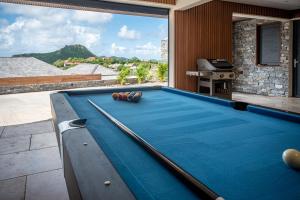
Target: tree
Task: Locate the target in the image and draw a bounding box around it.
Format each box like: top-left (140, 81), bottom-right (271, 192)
top-left (129, 57), bottom-right (140, 63)
top-left (117, 67), bottom-right (130, 85)
top-left (87, 58), bottom-right (104, 65)
top-left (149, 59), bottom-right (159, 64)
top-left (136, 64), bottom-right (150, 84)
top-left (53, 59), bottom-right (65, 68)
top-left (157, 63), bottom-right (168, 82)
top-left (117, 64), bottom-right (125, 71)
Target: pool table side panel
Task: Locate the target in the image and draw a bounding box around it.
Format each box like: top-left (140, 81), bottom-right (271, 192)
top-left (50, 93), bottom-right (82, 200)
top-left (50, 93), bottom-right (136, 200)
top-left (63, 140), bottom-right (82, 200)
top-left (64, 85), bottom-right (162, 96)
top-left (162, 87), bottom-right (235, 107)
top-left (247, 105), bottom-right (300, 123)
top-left (50, 93), bottom-right (79, 154)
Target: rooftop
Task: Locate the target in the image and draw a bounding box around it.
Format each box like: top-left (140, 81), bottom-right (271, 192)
top-left (0, 57), bottom-right (64, 78)
top-left (65, 64), bottom-right (118, 76)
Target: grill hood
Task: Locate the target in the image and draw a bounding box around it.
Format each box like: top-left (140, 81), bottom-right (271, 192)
top-left (197, 59), bottom-right (234, 71)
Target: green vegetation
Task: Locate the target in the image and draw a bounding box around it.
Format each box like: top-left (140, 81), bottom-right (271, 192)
top-left (157, 63), bottom-right (168, 82)
top-left (110, 56), bottom-right (128, 64)
top-left (13, 44), bottom-right (162, 72)
top-left (136, 63), bottom-right (150, 84)
top-left (13, 44), bottom-right (95, 64)
top-left (128, 57), bottom-right (140, 63)
top-left (117, 64), bottom-right (126, 71)
top-left (117, 67), bottom-right (131, 85)
top-left (148, 59), bottom-right (159, 64)
top-left (14, 44), bottom-right (168, 83)
top-left (53, 59), bottom-right (65, 68)
top-left (53, 59), bottom-right (76, 69)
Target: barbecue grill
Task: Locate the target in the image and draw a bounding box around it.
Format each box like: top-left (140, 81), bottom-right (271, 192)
top-left (186, 59), bottom-right (239, 99)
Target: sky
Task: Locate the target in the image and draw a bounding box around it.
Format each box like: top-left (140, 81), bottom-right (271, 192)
top-left (0, 2), bottom-right (168, 60)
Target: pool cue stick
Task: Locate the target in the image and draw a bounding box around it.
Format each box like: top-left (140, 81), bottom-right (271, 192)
top-left (88, 99), bottom-right (224, 200)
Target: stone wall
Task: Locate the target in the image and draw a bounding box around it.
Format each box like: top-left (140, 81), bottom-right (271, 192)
top-left (232, 19), bottom-right (290, 96)
top-left (161, 39), bottom-right (168, 62)
top-left (0, 78), bottom-right (137, 95)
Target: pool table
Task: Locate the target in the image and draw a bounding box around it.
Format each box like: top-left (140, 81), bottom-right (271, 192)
top-left (51, 86), bottom-right (300, 200)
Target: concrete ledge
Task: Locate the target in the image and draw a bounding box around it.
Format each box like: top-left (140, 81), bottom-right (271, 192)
top-left (0, 78), bottom-right (137, 95)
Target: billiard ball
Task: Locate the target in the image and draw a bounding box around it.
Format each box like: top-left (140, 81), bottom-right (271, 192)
top-left (124, 92), bottom-right (130, 100)
top-left (282, 149), bottom-right (300, 170)
top-left (112, 93), bottom-right (119, 100)
top-left (127, 92), bottom-right (136, 102)
top-left (119, 93), bottom-right (125, 101)
top-left (132, 92), bottom-right (142, 102)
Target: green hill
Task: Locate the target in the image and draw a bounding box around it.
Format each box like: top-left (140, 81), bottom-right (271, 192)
top-left (13, 44), bottom-right (96, 64)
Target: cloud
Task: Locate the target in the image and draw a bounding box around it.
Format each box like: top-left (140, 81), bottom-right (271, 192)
top-left (0, 19), bottom-right (8, 27)
top-left (0, 16), bottom-right (101, 53)
top-left (0, 3), bottom-right (107, 56)
top-left (111, 43), bottom-right (126, 54)
top-left (135, 42), bottom-right (160, 55)
top-left (72, 10), bottom-right (112, 24)
top-left (1, 4), bottom-right (48, 17)
top-left (118, 25), bottom-right (140, 40)
top-left (1, 3), bottom-right (113, 24)
top-left (0, 32), bottom-right (14, 50)
top-left (0, 2), bottom-right (166, 60)
top-left (158, 24), bottom-right (168, 38)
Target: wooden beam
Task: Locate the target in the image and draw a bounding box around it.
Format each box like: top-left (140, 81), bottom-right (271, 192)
top-left (139, 0), bottom-right (175, 5)
top-left (0, 74), bottom-right (101, 86)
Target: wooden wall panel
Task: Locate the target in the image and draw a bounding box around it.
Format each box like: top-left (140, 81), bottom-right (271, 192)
top-left (174, 0), bottom-right (292, 91)
top-left (229, 2), bottom-right (291, 18)
top-left (293, 9), bottom-right (300, 18)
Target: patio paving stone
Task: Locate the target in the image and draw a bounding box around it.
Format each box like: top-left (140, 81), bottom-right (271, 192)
top-left (25, 169), bottom-right (69, 200)
top-left (0, 147), bottom-right (61, 180)
top-left (2, 120), bottom-right (53, 138)
top-left (0, 135), bottom-right (30, 155)
top-left (30, 132), bottom-right (57, 150)
top-left (0, 176), bottom-right (26, 200)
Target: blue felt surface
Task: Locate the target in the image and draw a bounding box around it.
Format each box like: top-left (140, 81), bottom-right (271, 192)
top-left (66, 88), bottom-right (300, 200)
top-left (247, 105), bottom-right (300, 123)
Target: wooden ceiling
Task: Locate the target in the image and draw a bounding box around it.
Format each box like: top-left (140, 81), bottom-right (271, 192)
top-left (140, 0), bottom-right (176, 5)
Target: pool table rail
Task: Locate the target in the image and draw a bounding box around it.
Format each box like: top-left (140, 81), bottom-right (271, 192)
top-left (50, 93), bottom-right (136, 200)
top-left (51, 86), bottom-right (300, 200)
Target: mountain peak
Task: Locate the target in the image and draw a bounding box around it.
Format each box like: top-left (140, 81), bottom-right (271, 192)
top-left (63, 44), bottom-right (86, 49)
top-left (13, 44), bottom-right (96, 64)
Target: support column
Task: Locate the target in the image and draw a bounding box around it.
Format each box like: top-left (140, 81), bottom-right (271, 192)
top-left (168, 8), bottom-right (175, 87)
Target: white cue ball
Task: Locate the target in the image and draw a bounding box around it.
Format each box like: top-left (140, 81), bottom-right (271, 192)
top-left (282, 149), bottom-right (300, 170)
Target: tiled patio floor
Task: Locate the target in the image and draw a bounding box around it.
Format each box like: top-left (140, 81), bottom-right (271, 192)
top-left (0, 120), bottom-right (69, 200)
top-left (0, 83), bottom-right (167, 200)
